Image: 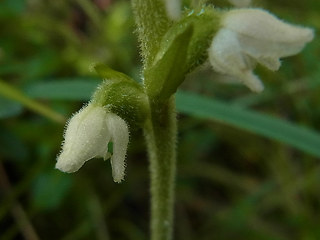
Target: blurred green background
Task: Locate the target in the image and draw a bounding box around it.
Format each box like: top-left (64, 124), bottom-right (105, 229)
top-left (1, 0), bottom-right (320, 239)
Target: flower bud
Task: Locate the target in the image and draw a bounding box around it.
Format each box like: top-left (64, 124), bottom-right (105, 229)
top-left (208, 8), bottom-right (314, 92)
top-left (56, 104), bottom-right (129, 183)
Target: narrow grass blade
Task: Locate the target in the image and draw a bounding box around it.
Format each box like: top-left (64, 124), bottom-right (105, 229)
top-left (24, 78), bottom-right (100, 101)
top-left (176, 91), bottom-right (320, 157)
top-left (0, 80), bottom-right (65, 123)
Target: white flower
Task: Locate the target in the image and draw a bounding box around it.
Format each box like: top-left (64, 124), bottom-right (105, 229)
top-left (208, 8), bottom-right (314, 92)
top-left (56, 104), bottom-right (129, 183)
top-left (228, 0), bottom-right (251, 8)
top-left (164, 0), bottom-right (181, 20)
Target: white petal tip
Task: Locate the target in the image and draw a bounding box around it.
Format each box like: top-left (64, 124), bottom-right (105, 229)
top-left (55, 157), bottom-right (82, 173)
top-left (240, 72), bottom-right (264, 93)
top-left (113, 177), bottom-right (124, 183)
top-left (303, 28), bottom-right (315, 43)
top-left (106, 113), bottom-right (129, 184)
top-left (251, 85), bottom-right (264, 93)
top-left (111, 163), bottom-right (126, 183)
top-left (110, 156), bottom-right (127, 183)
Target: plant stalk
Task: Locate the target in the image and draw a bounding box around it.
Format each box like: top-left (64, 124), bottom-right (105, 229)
top-left (144, 97), bottom-right (177, 240)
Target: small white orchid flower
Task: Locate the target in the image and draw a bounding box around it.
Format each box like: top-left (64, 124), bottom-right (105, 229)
top-left (56, 104), bottom-right (129, 183)
top-left (208, 8), bottom-right (314, 92)
top-left (228, 0), bottom-right (251, 8)
top-left (163, 0), bottom-right (181, 20)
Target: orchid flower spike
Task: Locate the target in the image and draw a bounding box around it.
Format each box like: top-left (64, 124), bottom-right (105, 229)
top-left (56, 104), bottom-right (129, 183)
top-left (208, 8), bottom-right (314, 92)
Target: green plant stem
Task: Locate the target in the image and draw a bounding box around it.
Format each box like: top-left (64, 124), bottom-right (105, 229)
top-left (143, 97), bottom-right (177, 240)
top-left (131, 0), bottom-right (170, 67)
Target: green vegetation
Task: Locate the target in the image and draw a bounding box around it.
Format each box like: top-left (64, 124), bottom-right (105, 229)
top-left (1, 0), bottom-right (319, 239)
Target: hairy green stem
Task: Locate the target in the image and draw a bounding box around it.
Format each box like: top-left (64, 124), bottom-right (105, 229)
top-left (144, 97), bottom-right (177, 240)
top-left (131, 0), bottom-right (170, 67)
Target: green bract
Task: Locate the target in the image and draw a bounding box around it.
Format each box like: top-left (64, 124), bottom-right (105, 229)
top-left (144, 26), bottom-right (193, 100)
top-left (92, 64), bottom-right (149, 129)
top-left (144, 6), bottom-right (221, 100)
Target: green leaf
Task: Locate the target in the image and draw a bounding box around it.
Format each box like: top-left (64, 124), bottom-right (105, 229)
top-left (0, 0), bottom-right (25, 17)
top-left (23, 72), bottom-right (149, 128)
top-left (144, 25), bottom-right (194, 99)
top-left (92, 65), bottom-right (149, 128)
top-left (94, 64), bottom-right (135, 83)
top-left (180, 7), bottom-right (221, 71)
top-left (176, 91), bottom-right (320, 157)
top-left (144, 6), bottom-right (220, 100)
top-left (24, 78), bottom-right (100, 101)
top-left (0, 96), bottom-right (22, 118)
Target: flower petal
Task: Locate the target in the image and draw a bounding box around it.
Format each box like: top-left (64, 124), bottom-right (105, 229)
top-left (56, 104), bottom-right (110, 173)
top-left (223, 9), bottom-right (314, 46)
top-left (238, 71), bottom-right (264, 92)
top-left (236, 33), bottom-right (311, 61)
top-left (209, 29), bottom-right (264, 92)
top-left (105, 113), bottom-right (129, 183)
top-left (209, 29), bottom-right (247, 73)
